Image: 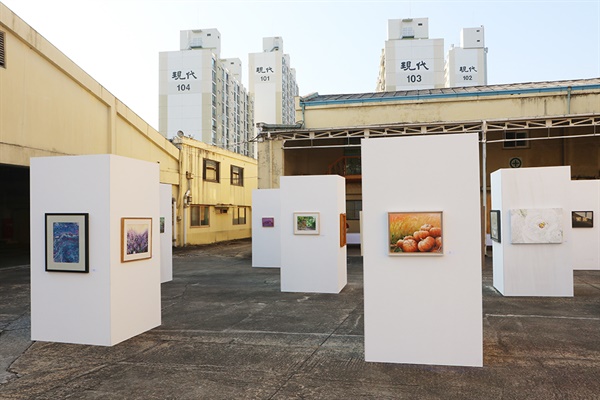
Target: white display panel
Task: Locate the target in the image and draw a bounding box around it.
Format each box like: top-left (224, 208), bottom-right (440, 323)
top-left (251, 189), bottom-right (281, 268)
top-left (491, 167), bottom-right (573, 296)
top-left (280, 175), bottom-right (347, 293)
top-left (570, 180), bottom-right (600, 270)
top-left (160, 183), bottom-right (173, 282)
top-left (31, 155), bottom-right (161, 346)
top-left (362, 134), bottom-right (483, 367)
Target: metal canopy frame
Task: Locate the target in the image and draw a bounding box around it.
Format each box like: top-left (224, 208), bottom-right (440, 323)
top-left (257, 113), bottom-right (600, 148)
top-left (259, 113), bottom-right (599, 259)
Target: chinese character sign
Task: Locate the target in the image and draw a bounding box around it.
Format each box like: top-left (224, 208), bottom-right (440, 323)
top-left (450, 50), bottom-right (482, 86)
top-left (255, 63), bottom-right (276, 83)
top-left (168, 69), bottom-right (200, 93)
top-left (396, 58), bottom-right (436, 87)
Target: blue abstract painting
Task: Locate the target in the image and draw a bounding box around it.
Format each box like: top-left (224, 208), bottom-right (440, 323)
top-left (53, 222), bottom-right (80, 263)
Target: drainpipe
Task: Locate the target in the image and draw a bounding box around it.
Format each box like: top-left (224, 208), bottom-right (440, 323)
top-left (172, 198), bottom-right (177, 247)
top-left (481, 121), bottom-right (488, 260)
top-left (567, 86), bottom-right (572, 114)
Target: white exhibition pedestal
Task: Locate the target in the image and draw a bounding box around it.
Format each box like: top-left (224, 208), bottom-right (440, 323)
top-left (160, 183), bottom-right (173, 282)
top-left (570, 179), bottom-right (600, 271)
top-left (30, 155), bottom-right (161, 346)
top-left (491, 167), bottom-right (573, 296)
top-left (280, 175), bottom-right (347, 293)
top-left (362, 134), bottom-right (483, 367)
top-left (252, 189), bottom-right (281, 268)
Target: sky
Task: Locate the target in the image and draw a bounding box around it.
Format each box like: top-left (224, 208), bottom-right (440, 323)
top-left (3, 0), bottom-right (599, 130)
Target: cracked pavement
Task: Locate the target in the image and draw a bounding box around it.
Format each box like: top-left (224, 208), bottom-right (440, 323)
top-left (1, 239), bottom-right (599, 399)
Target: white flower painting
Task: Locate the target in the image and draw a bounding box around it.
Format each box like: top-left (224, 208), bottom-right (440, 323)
top-left (510, 208), bottom-right (563, 244)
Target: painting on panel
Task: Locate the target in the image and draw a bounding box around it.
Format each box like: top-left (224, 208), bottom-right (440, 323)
top-left (160, 217), bottom-right (165, 233)
top-left (490, 210), bottom-right (501, 242)
top-left (121, 217), bottom-right (152, 262)
top-left (340, 213), bottom-right (347, 247)
top-left (388, 212), bottom-right (443, 256)
top-left (45, 213), bottom-right (89, 272)
top-left (262, 217), bottom-right (275, 228)
top-left (572, 211), bottom-right (593, 228)
top-left (510, 208), bottom-right (563, 244)
top-left (294, 212), bottom-right (320, 235)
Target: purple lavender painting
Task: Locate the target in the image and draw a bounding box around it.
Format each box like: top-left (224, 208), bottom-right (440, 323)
top-left (53, 222), bottom-right (80, 263)
top-left (126, 224), bottom-right (149, 255)
top-left (121, 217), bottom-right (152, 262)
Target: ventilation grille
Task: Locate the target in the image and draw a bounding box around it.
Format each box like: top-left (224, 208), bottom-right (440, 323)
top-left (0, 31), bottom-right (5, 68)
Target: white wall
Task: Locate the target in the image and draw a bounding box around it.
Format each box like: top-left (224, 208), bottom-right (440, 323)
top-left (31, 155), bottom-right (161, 346)
top-left (491, 166), bottom-right (573, 296)
top-left (251, 189), bottom-right (281, 268)
top-left (160, 183), bottom-right (173, 282)
top-left (362, 134), bottom-right (483, 367)
top-left (570, 180), bottom-right (600, 270)
top-left (280, 175), bottom-right (347, 293)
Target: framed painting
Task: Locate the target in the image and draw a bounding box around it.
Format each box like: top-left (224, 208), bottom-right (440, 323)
top-left (340, 213), bottom-right (347, 247)
top-left (572, 211), bottom-right (593, 228)
top-left (262, 217), bottom-right (275, 228)
top-left (490, 210), bottom-right (501, 242)
top-left (121, 217), bottom-right (152, 262)
top-left (294, 212), bottom-right (320, 235)
top-left (160, 217), bottom-right (165, 233)
top-left (45, 213), bottom-right (89, 273)
top-left (510, 208), bottom-right (563, 244)
top-left (388, 211), bottom-right (443, 256)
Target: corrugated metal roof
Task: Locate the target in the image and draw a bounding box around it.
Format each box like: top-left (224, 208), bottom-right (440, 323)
top-left (300, 78), bottom-right (600, 103)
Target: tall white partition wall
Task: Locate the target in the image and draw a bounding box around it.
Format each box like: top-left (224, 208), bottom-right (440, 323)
top-left (160, 183), bottom-right (173, 282)
top-left (571, 180), bottom-right (600, 270)
top-left (280, 175), bottom-right (347, 293)
top-left (251, 189), bottom-right (281, 268)
top-left (491, 167), bottom-right (573, 296)
top-left (31, 155), bottom-right (161, 346)
top-left (362, 134), bottom-right (483, 367)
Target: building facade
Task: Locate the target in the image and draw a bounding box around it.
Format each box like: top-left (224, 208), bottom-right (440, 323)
top-left (0, 5), bottom-right (257, 265)
top-left (377, 18), bottom-right (487, 91)
top-left (159, 29), bottom-right (255, 158)
top-left (445, 27), bottom-right (487, 87)
top-left (377, 18), bottom-right (445, 91)
top-left (248, 37), bottom-right (299, 138)
top-left (172, 136), bottom-right (257, 245)
top-left (257, 79), bottom-right (600, 236)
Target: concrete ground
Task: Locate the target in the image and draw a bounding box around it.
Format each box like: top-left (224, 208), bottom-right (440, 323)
top-left (1, 239), bottom-right (599, 399)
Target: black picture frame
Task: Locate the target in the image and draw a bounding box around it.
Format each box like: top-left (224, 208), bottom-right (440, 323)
top-left (490, 210), bottom-right (501, 243)
top-left (45, 213), bottom-right (89, 273)
top-left (572, 211), bottom-right (593, 228)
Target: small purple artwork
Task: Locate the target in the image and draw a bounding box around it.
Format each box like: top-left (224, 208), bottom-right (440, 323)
top-left (126, 224), bottom-right (149, 255)
top-left (262, 217), bottom-right (275, 228)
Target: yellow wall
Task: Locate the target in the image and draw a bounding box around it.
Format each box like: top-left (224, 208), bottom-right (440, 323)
top-left (0, 4), bottom-right (180, 185)
top-left (296, 89), bottom-right (600, 129)
top-left (0, 4), bottom-right (257, 247)
top-left (175, 137), bottom-right (257, 245)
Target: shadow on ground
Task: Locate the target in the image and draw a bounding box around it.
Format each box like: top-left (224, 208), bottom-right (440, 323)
top-left (1, 238), bottom-right (599, 399)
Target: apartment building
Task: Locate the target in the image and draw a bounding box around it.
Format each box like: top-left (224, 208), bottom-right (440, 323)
top-left (248, 37), bottom-right (299, 131)
top-left (159, 29), bottom-right (255, 157)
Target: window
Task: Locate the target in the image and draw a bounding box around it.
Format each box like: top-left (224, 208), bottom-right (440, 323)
top-left (203, 159), bottom-right (220, 182)
top-left (0, 31), bottom-right (5, 68)
top-left (503, 131), bottom-right (529, 149)
top-left (346, 200), bottom-right (362, 220)
top-left (190, 205), bottom-right (210, 226)
top-left (231, 165), bottom-right (244, 186)
top-left (232, 207), bottom-right (247, 225)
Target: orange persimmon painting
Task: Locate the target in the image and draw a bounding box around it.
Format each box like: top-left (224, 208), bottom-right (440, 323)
top-left (388, 212), bottom-right (443, 256)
